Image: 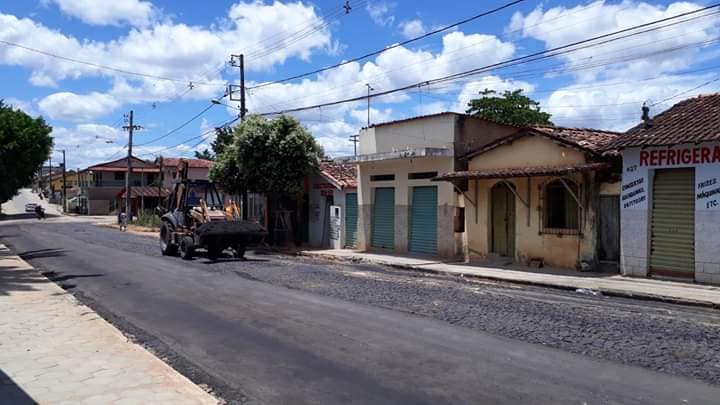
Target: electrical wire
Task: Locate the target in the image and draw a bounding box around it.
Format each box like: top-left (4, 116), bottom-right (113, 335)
top-left (252, 4), bottom-right (720, 116)
top-left (248, 0), bottom-right (526, 89)
top-left (134, 103), bottom-right (217, 147)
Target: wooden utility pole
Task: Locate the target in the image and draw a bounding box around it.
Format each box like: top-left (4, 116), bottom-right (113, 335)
top-left (229, 54), bottom-right (247, 120)
top-left (158, 155), bottom-right (163, 207)
top-left (349, 134), bottom-right (359, 156)
top-left (60, 149), bottom-right (67, 213)
top-left (123, 111), bottom-right (141, 221)
top-left (365, 83), bottom-right (373, 127)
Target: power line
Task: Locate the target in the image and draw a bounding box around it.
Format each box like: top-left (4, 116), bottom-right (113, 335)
top-left (136, 116), bottom-right (241, 158)
top-left (0, 39), bottom-right (223, 86)
top-left (134, 103), bottom-right (217, 147)
top-left (247, 0), bottom-right (526, 89)
top-left (254, 4), bottom-right (720, 116)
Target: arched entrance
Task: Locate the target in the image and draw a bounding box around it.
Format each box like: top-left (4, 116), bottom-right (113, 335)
top-left (491, 181), bottom-right (515, 257)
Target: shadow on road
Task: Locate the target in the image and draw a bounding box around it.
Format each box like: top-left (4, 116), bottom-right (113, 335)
top-left (0, 213), bottom-right (59, 221)
top-left (41, 271), bottom-right (103, 283)
top-left (19, 248), bottom-right (66, 260)
top-left (0, 368), bottom-right (37, 404)
top-left (0, 262), bottom-right (51, 296)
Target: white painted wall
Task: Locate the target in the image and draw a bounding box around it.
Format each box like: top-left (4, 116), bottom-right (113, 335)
top-left (359, 114), bottom-right (456, 155)
top-left (620, 142), bottom-right (720, 283)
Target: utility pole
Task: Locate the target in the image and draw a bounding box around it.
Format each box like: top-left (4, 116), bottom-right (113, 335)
top-left (229, 53), bottom-right (248, 219)
top-left (349, 134), bottom-right (359, 156)
top-left (365, 83), bottom-right (373, 127)
top-left (229, 54), bottom-right (247, 120)
top-left (158, 155), bottom-right (163, 207)
top-left (60, 149), bottom-right (67, 213)
top-left (123, 111), bottom-right (141, 221)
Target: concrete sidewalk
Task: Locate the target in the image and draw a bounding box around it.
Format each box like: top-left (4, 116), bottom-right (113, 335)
top-left (301, 249), bottom-right (720, 308)
top-left (0, 244), bottom-right (217, 405)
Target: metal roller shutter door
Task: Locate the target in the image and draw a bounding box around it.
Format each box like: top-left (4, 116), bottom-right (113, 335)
top-left (650, 168), bottom-right (695, 279)
top-left (345, 193), bottom-right (358, 248)
top-left (409, 186), bottom-right (438, 254)
top-left (372, 188), bottom-right (395, 249)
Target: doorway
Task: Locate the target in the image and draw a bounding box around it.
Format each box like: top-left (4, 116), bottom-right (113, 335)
top-left (491, 182), bottom-right (515, 257)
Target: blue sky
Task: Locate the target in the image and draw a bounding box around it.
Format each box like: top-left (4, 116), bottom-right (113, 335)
top-left (2, 0), bottom-right (720, 168)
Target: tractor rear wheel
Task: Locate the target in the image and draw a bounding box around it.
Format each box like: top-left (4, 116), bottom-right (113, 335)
top-left (180, 236), bottom-right (195, 260)
top-left (160, 223), bottom-right (178, 256)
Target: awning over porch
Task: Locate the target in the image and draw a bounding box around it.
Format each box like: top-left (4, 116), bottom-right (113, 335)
top-left (117, 186), bottom-right (171, 199)
top-left (432, 162), bottom-right (611, 181)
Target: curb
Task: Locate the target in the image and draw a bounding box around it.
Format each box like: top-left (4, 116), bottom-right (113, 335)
top-left (299, 252), bottom-right (719, 310)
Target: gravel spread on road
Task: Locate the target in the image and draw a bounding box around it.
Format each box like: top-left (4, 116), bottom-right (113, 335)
top-left (36, 223), bottom-right (720, 386)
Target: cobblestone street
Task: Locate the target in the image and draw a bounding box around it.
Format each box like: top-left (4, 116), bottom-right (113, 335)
top-left (12, 221), bottom-right (720, 388)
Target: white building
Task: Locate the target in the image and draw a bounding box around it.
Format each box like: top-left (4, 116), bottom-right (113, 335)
top-left (611, 94), bottom-right (720, 284)
top-left (350, 112), bottom-right (517, 258)
top-left (307, 161), bottom-right (357, 249)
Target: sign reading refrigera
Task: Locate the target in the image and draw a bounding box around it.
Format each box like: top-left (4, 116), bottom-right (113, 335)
top-left (621, 142), bottom-right (720, 211)
top-left (638, 145), bottom-right (720, 167)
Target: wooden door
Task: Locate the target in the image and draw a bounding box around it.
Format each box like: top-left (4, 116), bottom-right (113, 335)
top-left (491, 182), bottom-right (515, 257)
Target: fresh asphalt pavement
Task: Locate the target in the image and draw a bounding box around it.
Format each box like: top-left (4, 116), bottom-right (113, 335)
top-left (2, 220), bottom-right (720, 404)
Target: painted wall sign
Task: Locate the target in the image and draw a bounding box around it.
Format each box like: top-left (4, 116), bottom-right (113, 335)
top-left (622, 142), bottom-right (720, 211)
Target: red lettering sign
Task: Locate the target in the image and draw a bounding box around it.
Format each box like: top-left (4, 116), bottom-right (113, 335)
top-left (640, 150), bottom-right (649, 166)
top-left (639, 146), bottom-right (719, 167)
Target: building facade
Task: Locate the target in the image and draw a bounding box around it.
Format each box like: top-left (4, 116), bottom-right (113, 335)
top-left (160, 158), bottom-right (213, 188)
top-left (435, 126), bottom-right (621, 269)
top-left (610, 95), bottom-right (720, 284)
top-left (351, 112), bottom-right (517, 257)
top-left (307, 161), bottom-right (357, 249)
top-left (81, 156), bottom-right (160, 215)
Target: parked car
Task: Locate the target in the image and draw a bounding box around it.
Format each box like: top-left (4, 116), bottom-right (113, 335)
top-left (25, 203), bottom-right (38, 213)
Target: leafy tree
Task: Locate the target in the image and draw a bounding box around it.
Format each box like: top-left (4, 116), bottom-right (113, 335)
top-left (0, 101), bottom-right (53, 210)
top-left (466, 89), bottom-right (553, 127)
top-left (211, 126), bottom-right (234, 156)
top-left (211, 115), bottom-right (323, 199)
top-left (194, 149), bottom-right (214, 160)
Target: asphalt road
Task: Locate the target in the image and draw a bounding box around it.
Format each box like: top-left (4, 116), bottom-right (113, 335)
top-left (2, 220), bottom-right (720, 404)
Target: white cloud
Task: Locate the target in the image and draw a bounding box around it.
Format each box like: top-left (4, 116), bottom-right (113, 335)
top-left (3, 97), bottom-right (38, 116)
top-left (509, 1), bottom-right (720, 82)
top-left (50, 123), bottom-right (125, 168)
top-left (38, 92), bottom-right (120, 121)
top-left (47, 0), bottom-right (156, 27)
top-left (0, 1), bottom-right (332, 91)
top-left (366, 1), bottom-right (395, 26)
top-left (399, 19), bottom-right (426, 39)
top-left (542, 73), bottom-right (720, 130)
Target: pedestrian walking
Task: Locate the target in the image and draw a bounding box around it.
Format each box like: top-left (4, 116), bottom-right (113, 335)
top-left (119, 211), bottom-right (128, 232)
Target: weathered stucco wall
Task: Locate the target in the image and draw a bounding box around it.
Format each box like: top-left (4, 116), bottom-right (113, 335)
top-left (356, 156), bottom-right (459, 257)
top-left (358, 114), bottom-right (456, 155)
top-left (464, 136), bottom-right (599, 269)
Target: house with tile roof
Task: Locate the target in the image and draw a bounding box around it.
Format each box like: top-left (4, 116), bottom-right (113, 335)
top-left (607, 93), bottom-right (720, 284)
top-left (159, 157), bottom-right (214, 188)
top-left (434, 125), bottom-right (622, 269)
top-left (307, 161), bottom-right (358, 249)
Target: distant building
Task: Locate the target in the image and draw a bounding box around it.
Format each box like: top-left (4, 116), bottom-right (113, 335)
top-left (160, 158), bottom-right (213, 188)
top-left (80, 156), bottom-right (161, 215)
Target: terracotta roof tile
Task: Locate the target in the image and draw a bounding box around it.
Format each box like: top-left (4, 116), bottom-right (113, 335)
top-left (320, 161), bottom-right (357, 188)
top-left (608, 93), bottom-right (720, 148)
top-left (433, 163), bottom-right (611, 181)
top-left (162, 158), bottom-right (214, 168)
top-left (118, 186), bottom-right (171, 198)
top-left (465, 126), bottom-right (621, 159)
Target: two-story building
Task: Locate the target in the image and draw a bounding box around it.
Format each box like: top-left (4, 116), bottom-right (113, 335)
top-left (81, 156), bottom-right (161, 215)
top-left (160, 158), bottom-right (213, 188)
top-left (350, 112), bottom-right (517, 258)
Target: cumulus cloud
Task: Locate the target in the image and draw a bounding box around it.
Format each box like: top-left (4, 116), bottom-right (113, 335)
top-left (0, 1), bottom-right (332, 90)
top-left (46, 0), bottom-right (156, 27)
top-left (3, 97), bottom-right (38, 116)
top-left (366, 1), bottom-right (395, 26)
top-left (452, 75), bottom-right (535, 113)
top-left (399, 19), bottom-right (426, 39)
top-left (38, 92), bottom-right (120, 121)
top-left (508, 1), bottom-right (720, 82)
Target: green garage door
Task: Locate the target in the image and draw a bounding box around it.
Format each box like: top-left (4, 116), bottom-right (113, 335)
top-left (372, 188), bottom-right (395, 249)
top-left (409, 186), bottom-right (438, 254)
top-left (650, 168), bottom-right (695, 279)
top-left (345, 193), bottom-right (358, 248)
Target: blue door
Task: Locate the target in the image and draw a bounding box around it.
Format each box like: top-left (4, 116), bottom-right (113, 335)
top-left (372, 188), bottom-right (395, 249)
top-left (409, 186), bottom-right (438, 254)
top-left (345, 193), bottom-right (358, 248)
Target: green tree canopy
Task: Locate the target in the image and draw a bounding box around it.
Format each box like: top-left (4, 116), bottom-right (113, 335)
top-left (194, 149), bottom-right (214, 160)
top-left (466, 89), bottom-right (553, 127)
top-left (0, 101), bottom-right (53, 207)
top-left (211, 115), bottom-right (323, 198)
